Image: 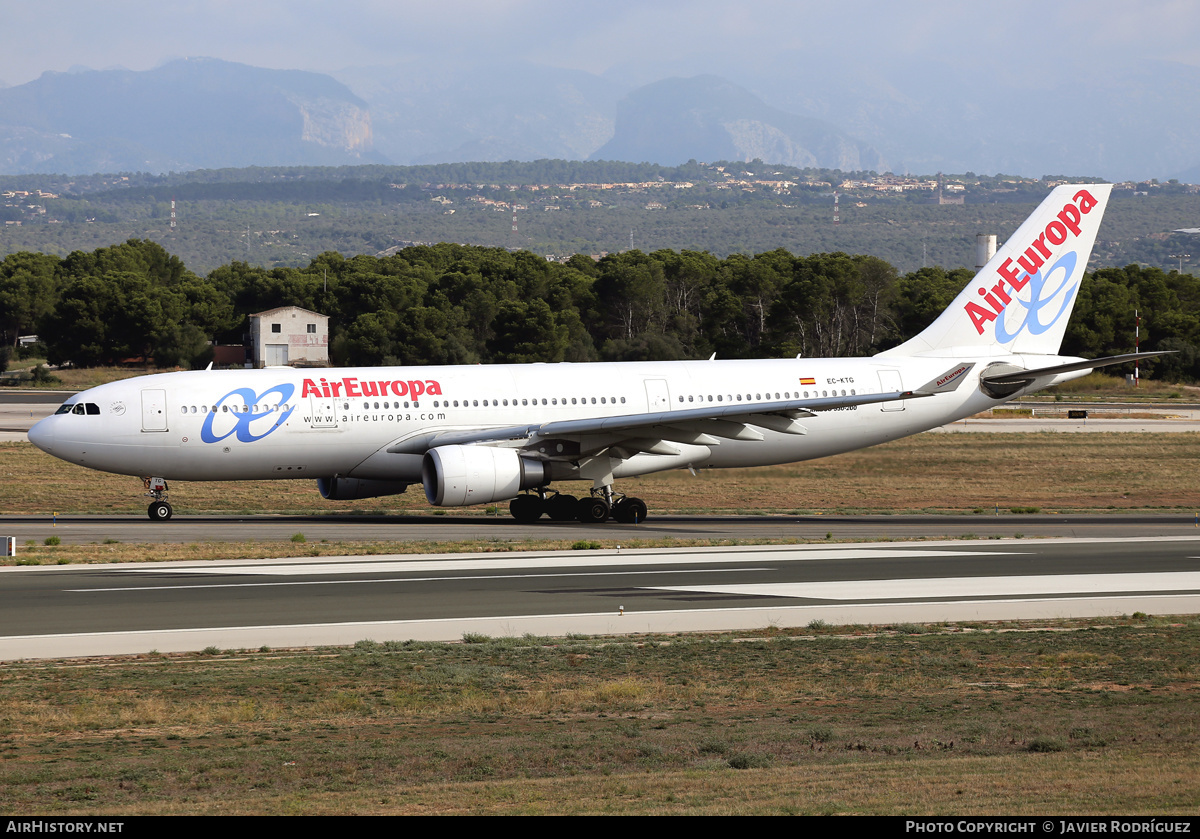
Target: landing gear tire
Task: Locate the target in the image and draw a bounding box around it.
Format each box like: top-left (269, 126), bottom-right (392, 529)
top-left (576, 496), bottom-right (610, 523)
top-left (148, 501), bottom-right (173, 521)
top-left (612, 497), bottom-right (648, 524)
top-left (546, 494), bottom-right (578, 521)
top-left (509, 495), bottom-right (544, 522)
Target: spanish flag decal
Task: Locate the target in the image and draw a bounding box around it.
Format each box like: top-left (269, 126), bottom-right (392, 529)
top-left (799, 377), bottom-right (816, 386)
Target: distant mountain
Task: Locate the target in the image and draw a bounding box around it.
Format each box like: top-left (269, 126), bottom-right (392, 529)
top-left (590, 76), bottom-right (884, 171)
top-left (1175, 161), bottom-right (1200, 185)
top-left (332, 60), bottom-right (623, 165)
top-left (4, 53), bottom-right (1197, 182)
top-left (0, 58), bottom-right (384, 174)
top-left (727, 54), bottom-right (1200, 183)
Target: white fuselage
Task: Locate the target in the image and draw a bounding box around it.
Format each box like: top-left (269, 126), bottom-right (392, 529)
top-left (27, 354), bottom-right (1068, 489)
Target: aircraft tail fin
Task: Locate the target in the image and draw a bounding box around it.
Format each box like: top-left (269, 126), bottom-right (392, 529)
top-left (879, 183), bottom-right (1113, 359)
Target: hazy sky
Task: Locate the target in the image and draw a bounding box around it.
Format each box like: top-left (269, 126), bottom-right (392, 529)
top-left (3, 0), bottom-right (1199, 89)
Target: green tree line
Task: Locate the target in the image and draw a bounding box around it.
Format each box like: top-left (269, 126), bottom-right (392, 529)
top-left (4, 238), bottom-right (1200, 380)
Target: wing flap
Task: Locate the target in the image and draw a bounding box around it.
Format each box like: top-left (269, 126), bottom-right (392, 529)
top-left (610, 438), bottom-right (684, 457)
top-left (741, 413), bottom-right (809, 435)
top-left (651, 428), bottom-right (723, 446)
top-left (665, 419), bottom-right (764, 441)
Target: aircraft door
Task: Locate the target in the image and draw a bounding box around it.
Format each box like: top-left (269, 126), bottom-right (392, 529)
top-left (878, 370), bottom-right (905, 411)
top-left (141, 389), bottom-right (169, 431)
top-left (645, 379), bottom-right (671, 412)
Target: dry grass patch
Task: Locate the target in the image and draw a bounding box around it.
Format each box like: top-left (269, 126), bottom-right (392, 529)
top-left (145, 752), bottom-right (1195, 815)
top-left (1044, 372), bottom-right (1199, 402)
top-left (1, 620), bottom-right (1197, 814)
top-left (5, 431), bottom-right (1200, 519)
top-left (9, 365), bottom-right (155, 391)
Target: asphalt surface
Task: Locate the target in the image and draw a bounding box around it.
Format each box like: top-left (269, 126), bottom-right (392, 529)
top-left (4, 512), bottom-right (1200, 545)
top-left (2, 529), bottom-right (1199, 659)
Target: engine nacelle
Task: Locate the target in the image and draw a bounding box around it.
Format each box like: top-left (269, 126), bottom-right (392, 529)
top-left (317, 476), bottom-right (410, 501)
top-left (978, 362), bottom-right (1030, 400)
top-left (422, 445), bottom-right (546, 506)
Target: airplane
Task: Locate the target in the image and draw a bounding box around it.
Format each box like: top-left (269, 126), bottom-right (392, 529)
top-left (28, 182), bottom-right (1156, 524)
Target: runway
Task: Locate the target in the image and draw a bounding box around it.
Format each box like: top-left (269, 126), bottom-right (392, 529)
top-left (3, 535), bottom-right (1199, 659)
top-left (3, 511), bottom-right (1200, 545)
top-left (934, 417), bottom-right (1200, 432)
top-left (0, 391), bottom-right (68, 442)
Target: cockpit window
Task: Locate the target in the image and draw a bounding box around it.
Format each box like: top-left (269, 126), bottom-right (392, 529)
top-left (55, 402), bottom-right (100, 415)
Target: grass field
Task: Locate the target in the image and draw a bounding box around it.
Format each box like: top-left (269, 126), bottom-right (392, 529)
top-left (1037, 371), bottom-right (1200, 401)
top-left (2, 362), bottom-right (150, 390)
top-left (1, 618), bottom-right (1197, 815)
top-left (4, 429), bottom-right (1199, 520)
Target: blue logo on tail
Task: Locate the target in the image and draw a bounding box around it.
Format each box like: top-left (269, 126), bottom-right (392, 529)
top-left (994, 252), bottom-right (1079, 344)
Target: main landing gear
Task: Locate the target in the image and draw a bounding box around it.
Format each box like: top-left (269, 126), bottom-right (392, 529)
top-left (143, 476), bottom-right (172, 521)
top-left (509, 487), bottom-right (648, 524)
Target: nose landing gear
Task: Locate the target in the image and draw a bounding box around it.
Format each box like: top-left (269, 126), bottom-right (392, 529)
top-left (143, 477), bottom-right (172, 521)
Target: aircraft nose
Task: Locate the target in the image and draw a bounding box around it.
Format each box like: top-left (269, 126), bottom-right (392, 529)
top-left (27, 416), bottom-right (55, 454)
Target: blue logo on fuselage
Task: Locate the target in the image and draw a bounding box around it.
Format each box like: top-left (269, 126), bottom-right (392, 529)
top-left (994, 251), bottom-right (1079, 344)
top-left (200, 384), bottom-right (296, 443)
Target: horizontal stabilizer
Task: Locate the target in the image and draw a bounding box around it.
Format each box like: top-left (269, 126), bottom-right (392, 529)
top-left (980, 352), bottom-right (1172, 385)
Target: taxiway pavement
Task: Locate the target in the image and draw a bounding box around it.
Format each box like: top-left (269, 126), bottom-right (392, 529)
top-left (2, 512), bottom-right (1200, 546)
top-left (3, 535), bottom-right (1198, 659)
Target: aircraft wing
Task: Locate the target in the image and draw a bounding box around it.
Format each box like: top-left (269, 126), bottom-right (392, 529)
top-left (388, 388), bottom-right (929, 458)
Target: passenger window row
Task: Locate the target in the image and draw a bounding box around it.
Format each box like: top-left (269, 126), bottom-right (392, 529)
top-left (342, 401), bottom-right (415, 410)
top-left (678, 389), bottom-right (855, 403)
top-left (180, 404), bottom-right (289, 414)
top-left (426, 397), bottom-right (626, 409)
top-left (80, 388), bottom-right (859, 420)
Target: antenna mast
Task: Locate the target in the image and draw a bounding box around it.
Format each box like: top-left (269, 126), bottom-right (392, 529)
top-left (1135, 309), bottom-right (1140, 387)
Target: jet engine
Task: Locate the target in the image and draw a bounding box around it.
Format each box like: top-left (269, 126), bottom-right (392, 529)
top-left (317, 476), bottom-right (410, 501)
top-left (422, 445), bottom-right (546, 506)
